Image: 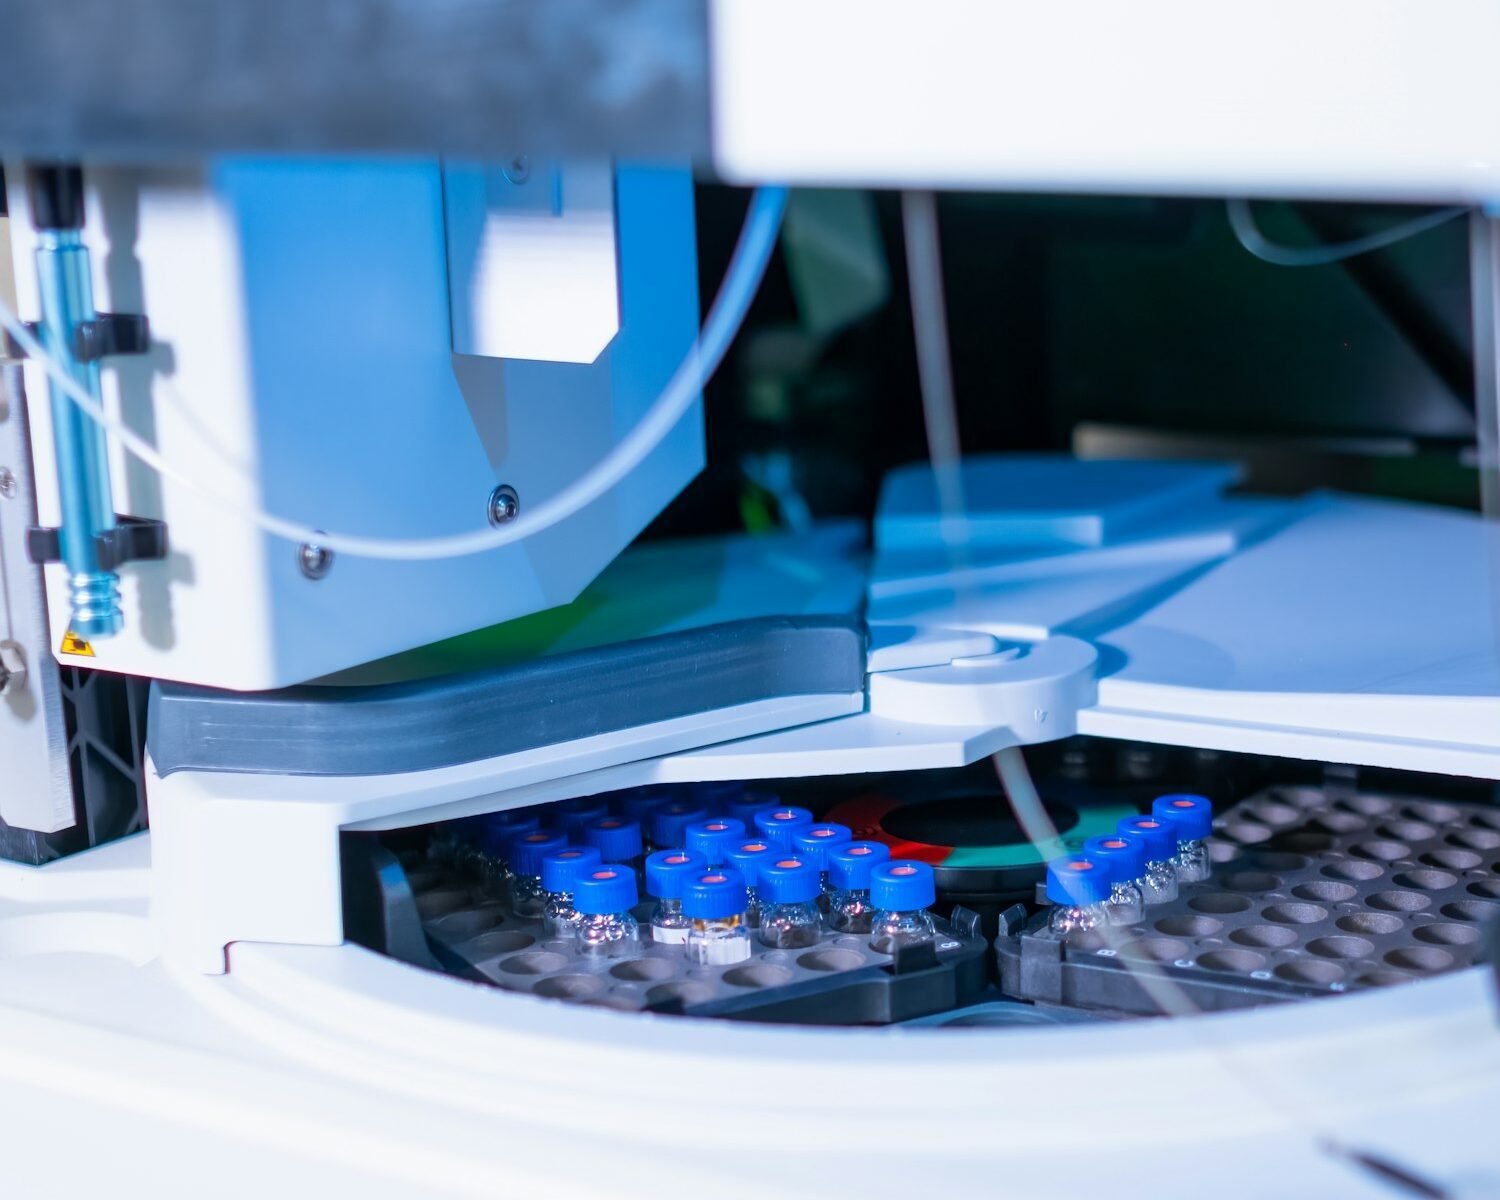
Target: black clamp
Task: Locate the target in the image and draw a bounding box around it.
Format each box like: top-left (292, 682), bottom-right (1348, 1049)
top-left (2, 313), bottom-right (150, 363)
top-left (26, 515), bottom-right (169, 571)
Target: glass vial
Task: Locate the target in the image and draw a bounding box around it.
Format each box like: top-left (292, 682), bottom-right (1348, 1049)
top-left (756, 856), bottom-right (823, 949)
top-left (682, 867), bottom-right (753, 966)
top-left (827, 840), bottom-right (892, 934)
top-left (868, 860), bottom-right (938, 954)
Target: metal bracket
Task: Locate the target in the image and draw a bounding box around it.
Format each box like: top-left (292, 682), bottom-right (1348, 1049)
top-left (1, 313), bottom-right (149, 362)
top-left (73, 313), bottom-right (150, 362)
top-left (26, 514), bottom-right (168, 570)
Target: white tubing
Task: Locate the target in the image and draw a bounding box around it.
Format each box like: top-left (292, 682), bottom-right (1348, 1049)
top-left (0, 186), bottom-right (788, 561)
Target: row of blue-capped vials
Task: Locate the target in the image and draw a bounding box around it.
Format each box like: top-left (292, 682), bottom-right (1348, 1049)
top-left (1044, 794), bottom-right (1214, 938)
top-left (442, 784), bottom-right (942, 967)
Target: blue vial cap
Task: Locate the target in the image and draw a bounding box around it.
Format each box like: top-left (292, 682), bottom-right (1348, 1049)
top-left (723, 839), bottom-right (776, 886)
top-left (689, 780), bottom-right (746, 815)
top-left (552, 796), bottom-right (610, 837)
top-left (870, 860), bottom-right (936, 911)
top-left (754, 805), bottom-right (814, 848)
top-left (1152, 793), bottom-right (1214, 841)
top-left (681, 867), bottom-right (749, 920)
top-left (613, 787), bottom-right (675, 826)
top-left (1046, 853), bottom-right (1111, 906)
top-left (1118, 814), bottom-right (1176, 862)
top-left (726, 789), bottom-right (780, 828)
top-left (684, 817), bottom-right (746, 865)
top-left (508, 830), bottom-right (569, 878)
top-left (756, 855), bottom-right (822, 904)
top-left (792, 822), bottom-right (853, 868)
top-left (572, 865), bottom-right (639, 915)
top-left (471, 810), bottom-right (541, 856)
top-left (651, 801), bottom-right (709, 849)
top-left (645, 848), bottom-right (707, 900)
top-left (541, 846), bottom-right (602, 893)
top-left (828, 840), bottom-right (892, 890)
top-left (1083, 834), bottom-right (1145, 883)
top-left (583, 816), bottom-right (643, 864)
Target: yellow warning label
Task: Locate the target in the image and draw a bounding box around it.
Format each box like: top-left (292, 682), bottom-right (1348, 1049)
top-left (59, 631), bottom-right (95, 657)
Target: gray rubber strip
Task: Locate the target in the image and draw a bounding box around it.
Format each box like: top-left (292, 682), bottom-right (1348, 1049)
top-left (148, 616), bottom-right (866, 778)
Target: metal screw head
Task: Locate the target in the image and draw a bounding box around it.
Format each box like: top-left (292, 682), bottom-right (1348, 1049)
top-left (503, 156), bottom-right (531, 185)
top-left (0, 467), bottom-right (15, 499)
top-left (297, 538), bottom-right (333, 580)
top-left (487, 484), bottom-right (520, 527)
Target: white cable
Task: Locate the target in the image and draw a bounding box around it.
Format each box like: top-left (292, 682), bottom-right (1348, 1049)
top-left (1227, 197), bottom-right (1466, 267)
top-left (0, 185), bottom-right (789, 561)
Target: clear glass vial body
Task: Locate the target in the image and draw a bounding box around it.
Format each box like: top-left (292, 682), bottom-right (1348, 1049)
top-left (542, 890), bottom-right (579, 939)
top-left (827, 887), bottom-right (877, 934)
top-left (508, 872), bottom-right (547, 918)
top-left (869, 908), bottom-right (937, 954)
top-left (1104, 880), bottom-right (1145, 926)
top-left (744, 887), bottom-right (761, 929)
top-left (758, 900), bottom-right (821, 949)
top-left (1143, 859), bottom-right (1179, 904)
top-left (575, 910), bottom-right (639, 960)
top-left (650, 897), bottom-right (692, 945)
top-left (1048, 901), bottom-right (1107, 939)
top-left (1172, 838), bottom-right (1211, 884)
top-left (686, 914), bottom-right (752, 965)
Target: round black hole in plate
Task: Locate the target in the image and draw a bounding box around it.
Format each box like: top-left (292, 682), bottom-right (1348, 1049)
top-left (798, 949), bottom-right (866, 972)
top-left (723, 964), bottom-right (795, 989)
top-left (1367, 891), bottom-right (1430, 913)
top-left (1384, 946), bottom-right (1454, 972)
top-left (498, 950), bottom-right (567, 975)
top-left (1306, 935), bottom-right (1375, 960)
top-left (1468, 880), bottom-right (1500, 900)
top-left (1155, 915), bottom-right (1221, 938)
top-left (1450, 830), bottom-right (1500, 851)
top-left (1263, 902), bottom-right (1328, 925)
top-left (1442, 900), bottom-right (1500, 921)
top-left (1412, 922), bottom-right (1480, 946)
top-left (1402, 801), bottom-right (1461, 824)
top-left (534, 974), bottom-right (603, 1000)
top-left (1420, 849), bottom-right (1482, 871)
top-left (1189, 893), bottom-right (1253, 914)
top-left (1230, 924), bottom-right (1298, 948)
top-left (1272, 832), bottom-right (1337, 853)
top-left (646, 981), bottom-right (714, 1006)
top-left (1119, 937), bottom-right (1190, 962)
top-left (1248, 851), bottom-right (1311, 872)
top-left (1352, 840), bottom-right (1412, 862)
top-left (1378, 820), bottom-right (1436, 842)
top-left (1221, 822), bottom-right (1273, 845)
top-left (1224, 870), bottom-right (1281, 892)
top-left (415, 889), bottom-right (472, 920)
top-left (1356, 970), bottom-right (1416, 988)
top-left (610, 958), bottom-right (677, 982)
top-left (1392, 869), bottom-right (1458, 892)
top-left (1275, 960), bottom-right (1345, 984)
top-left (1337, 913), bottom-right (1402, 935)
top-left (1292, 881), bottom-right (1357, 903)
top-left (1337, 795), bottom-right (1393, 816)
top-left (1322, 859), bottom-right (1385, 882)
top-left (1196, 948), bottom-right (1265, 973)
top-left (468, 930), bottom-right (534, 956)
top-left (878, 792), bottom-right (1080, 848)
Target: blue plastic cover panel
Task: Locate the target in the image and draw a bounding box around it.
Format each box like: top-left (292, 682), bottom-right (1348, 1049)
top-left (876, 455), bottom-right (1241, 551)
top-left (148, 616), bottom-right (866, 778)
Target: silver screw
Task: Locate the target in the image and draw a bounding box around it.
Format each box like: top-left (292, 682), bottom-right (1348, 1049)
top-left (487, 484), bottom-right (520, 527)
top-left (297, 537), bottom-right (333, 580)
top-left (0, 467), bottom-right (15, 499)
top-left (503, 156), bottom-right (531, 185)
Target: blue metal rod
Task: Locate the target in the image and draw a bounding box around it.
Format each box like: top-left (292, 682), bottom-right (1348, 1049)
top-left (33, 229), bottom-right (122, 638)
